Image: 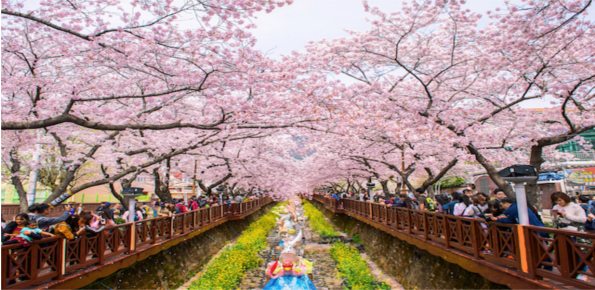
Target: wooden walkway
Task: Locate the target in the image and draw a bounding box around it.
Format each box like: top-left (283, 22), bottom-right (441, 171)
top-left (312, 195), bottom-right (595, 289)
top-left (1, 198), bottom-right (273, 289)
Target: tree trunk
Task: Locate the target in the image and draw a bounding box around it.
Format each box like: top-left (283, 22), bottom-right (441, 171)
top-left (466, 144), bottom-right (515, 197)
top-left (380, 180), bottom-right (390, 196)
top-left (527, 145), bottom-right (545, 210)
top-left (152, 167), bottom-right (172, 202)
top-left (354, 180), bottom-right (362, 191)
top-left (427, 186), bottom-right (436, 198)
top-left (9, 149), bottom-right (30, 213)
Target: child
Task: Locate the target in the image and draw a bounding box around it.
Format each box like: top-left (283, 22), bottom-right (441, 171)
top-left (2, 213), bottom-right (28, 242)
top-left (3, 220), bottom-right (54, 247)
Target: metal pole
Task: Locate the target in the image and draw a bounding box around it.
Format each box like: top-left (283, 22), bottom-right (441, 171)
top-left (401, 150), bottom-right (407, 195)
top-left (128, 197), bottom-right (136, 223)
top-left (514, 182), bottom-right (530, 225)
top-left (192, 160), bottom-right (197, 198)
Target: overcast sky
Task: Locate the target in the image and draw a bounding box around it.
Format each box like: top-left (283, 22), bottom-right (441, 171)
top-left (248, 0), bottom-right (595, 108)
top-left (250, 0), bottom-right (511, 58)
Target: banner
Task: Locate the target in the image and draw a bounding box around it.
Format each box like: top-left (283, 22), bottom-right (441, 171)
top-left (564, 167), bottom-right (595, 186)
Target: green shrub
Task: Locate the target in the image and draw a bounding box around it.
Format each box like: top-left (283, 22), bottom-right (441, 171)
top-left (303, 200), bottom-right (340, 237)
top-left (330, 242), bottom-right (388, 290)
top-left (190, 202), bottom-right (285, 289)
top-left (352, 234), bottom-right (362, 244)
top-left (114, 217), bottom-right (126, 224)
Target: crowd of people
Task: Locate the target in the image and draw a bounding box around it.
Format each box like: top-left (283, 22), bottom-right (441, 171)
top-left (325, 188), bottom-right (594, 233)
top-left (322, 188), bottom-right (594, 281)
top-left (1, 192), bottom-right (263, 247)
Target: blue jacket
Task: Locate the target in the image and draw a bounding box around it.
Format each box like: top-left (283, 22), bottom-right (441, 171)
top-left (498, 204), bottom-right (544, 227)
top-left (442, 201), bottom-right (458, 214)
top-left (332, 194), bottom-right (339, 200)
top-left (31, 210), bottom-right (70, 230)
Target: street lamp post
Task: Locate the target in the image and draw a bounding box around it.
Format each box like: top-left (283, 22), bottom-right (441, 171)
top-left (216, 187), bottom-right (224, 203)
top-left (122, 187), bottom-right (145, 223)
top-left (191, 160), bottom-right (197, 199)
top-left (497, 165), bottom-right (538, 226)
top-left (367, 177), bottom-right (375, 201)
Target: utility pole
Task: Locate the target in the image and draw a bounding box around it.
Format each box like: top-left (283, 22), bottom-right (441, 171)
top-left (191, 160), bottom-right (197, 198)
top-left (401, 150), bottom-right (407, 195)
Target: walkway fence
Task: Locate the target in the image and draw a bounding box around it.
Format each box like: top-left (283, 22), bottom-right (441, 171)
top-left (312, 195), bottom-right (595, 289)
top-left (1, 197), bottom-right (272, 289)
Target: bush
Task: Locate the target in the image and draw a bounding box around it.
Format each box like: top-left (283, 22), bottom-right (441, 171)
top-left (330, 242), bottom-right (388, 290)
top-left (190, 202), bottom-right (285, 289)
top-left (303, 201), bottom-right (340, 237)
top-left (436, 176), bottom-right (466, 188)
top-left (114, 217), bottom-right (126, 224)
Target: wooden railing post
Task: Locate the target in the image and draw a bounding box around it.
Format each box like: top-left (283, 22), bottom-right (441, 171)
top-left (55, 239), bottom-right (65, 280)
top-left (98, 230), bottom-right (106, 265)
top-left (181, 214), bottom-right (186, 234)
top-left (489, 223), bottom-right (498, 256)
top-left (557, 230), bottom-right (571, 280)
top-left (30, 243), bottom-right (39, 281)
top-left (407, 210), bottom-right (413, 234)
top-left (169, 216), bottom-right (174, 238)
top-left (523, 226), bottom-right (537, 279)
top-left (129, 223), bottom-right (137, 253)
top-left (515, 224), bottom-right (529, 275)
top-left (384, 205), bottom-right (388, 226)
top-left (444, 216), bottom-right (451, 249)
top-left (423, 212), bottom-right (429, 241)
top-left (79, 235), bottom-right (87, 265)
top-left (2, 247), bottom-right (9, 289)
top-left (151, 219), bottom-right (158, 244)
top-left (470, 220), bottom-right (480, 259)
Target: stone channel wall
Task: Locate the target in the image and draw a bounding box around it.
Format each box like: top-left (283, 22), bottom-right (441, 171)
top-left (84, 203), bottom-right (276, 290)
top-left (310, 201), bottom-right (508, 289)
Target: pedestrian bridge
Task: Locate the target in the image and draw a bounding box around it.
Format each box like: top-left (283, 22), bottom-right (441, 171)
top-left (1, 197), bottom-right (272, 289)
top-left (312, 195), bottom-right (594, 289)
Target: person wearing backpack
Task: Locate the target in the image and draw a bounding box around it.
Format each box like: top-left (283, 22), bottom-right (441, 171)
top-left (453, 194), bottom-right (467, 216)
top-left (198, 196), bottom-right (208, 208)
top-left (175, 199), bottom-right (188, 213)
top-left (463, 196), bottom-right (482, 218)
top-left (578, 195), bottom-right (595, 233)
top-left (189, 197), bottom-right (199, 211)
top-left (416, 188), bottom-right (435, 211)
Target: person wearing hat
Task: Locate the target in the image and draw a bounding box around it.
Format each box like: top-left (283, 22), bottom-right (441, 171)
top-left (99, 202), bottom-right (116, 227)
top-left (158, 202), bottom-right (173, 217)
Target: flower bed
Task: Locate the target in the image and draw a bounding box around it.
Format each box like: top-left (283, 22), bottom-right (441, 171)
top-left (303, 200), bottom-right (340, 237)
top-left (330, 242), bottom-right (389, 290)
top-left (190, 202), bottom-right (284, 289)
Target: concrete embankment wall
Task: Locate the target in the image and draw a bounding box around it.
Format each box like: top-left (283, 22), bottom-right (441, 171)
top-left (310, 201), bottom-right (508, 289)
top-left (84, 203), bottom-right (276, 290)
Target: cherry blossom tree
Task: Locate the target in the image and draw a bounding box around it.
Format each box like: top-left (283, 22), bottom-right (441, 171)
top-left (297, 0), bottom-right (595, 205)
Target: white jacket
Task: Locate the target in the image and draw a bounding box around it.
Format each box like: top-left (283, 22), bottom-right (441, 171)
top-left (553, 202), bottom-right (587, 224)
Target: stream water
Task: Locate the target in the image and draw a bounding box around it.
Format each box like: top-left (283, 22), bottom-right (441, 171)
top-left (179, 200), bottom-right (403, 289)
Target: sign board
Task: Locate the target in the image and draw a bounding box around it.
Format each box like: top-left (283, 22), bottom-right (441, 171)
top-left (564, 167), bottom-right (595, 186)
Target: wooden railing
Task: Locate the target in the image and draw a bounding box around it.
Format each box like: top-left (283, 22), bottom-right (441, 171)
top-left (313, 195), bottom-right (595, 289)
top-left (1, 197), bottom-right (271, 289)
